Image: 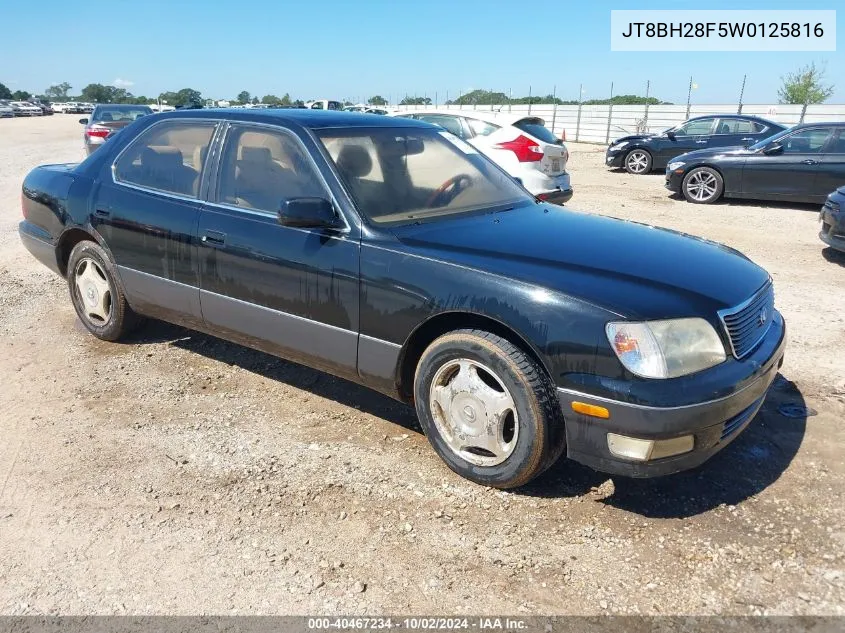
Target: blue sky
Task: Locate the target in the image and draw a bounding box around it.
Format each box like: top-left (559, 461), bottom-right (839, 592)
top-left (3, 0), bottom-right (842, 104)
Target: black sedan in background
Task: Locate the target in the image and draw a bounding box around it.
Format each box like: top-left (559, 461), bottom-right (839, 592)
top-left (820, 186), bottom-right (845, 253)
top-left (18, 109), bottom-right (785, 488)
top-left (607, 115), bottom-right (784, 174)
top-left (666, 122), bottom-right (845, 204)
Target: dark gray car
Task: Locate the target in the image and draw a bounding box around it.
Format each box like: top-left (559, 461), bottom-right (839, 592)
top-left (81, 104), bottom-right (153, 155)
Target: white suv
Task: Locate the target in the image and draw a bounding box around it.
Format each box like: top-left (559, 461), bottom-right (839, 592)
top-left (393, 110), bottom-right (571, 204)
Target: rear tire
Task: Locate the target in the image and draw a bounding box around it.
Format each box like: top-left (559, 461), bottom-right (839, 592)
top-left (682, 166), bottom-right (724, 204)
top-left (624, 149), bottom-right (652, 174)
top-left (67, 240), bottom-right (144, 341)
top-left (413, 329), bottom-right (566, 488)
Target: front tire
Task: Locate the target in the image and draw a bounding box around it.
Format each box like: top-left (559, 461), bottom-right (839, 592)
top-left (67, 240), bottom-right (143, 341)
top-left (413, 329), bottom-right (566, 488)
top-left (624, 149), bottom-right (652, 174)
top-left (682, 166), bottom-right (723, 204)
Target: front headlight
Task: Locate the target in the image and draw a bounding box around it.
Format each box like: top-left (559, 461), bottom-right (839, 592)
top-left (667, 161), bottom-right (686, 171)
top-left (606, 318), bottom-right (727, 379)
top-left (609, 141), bottom-right (628, 151)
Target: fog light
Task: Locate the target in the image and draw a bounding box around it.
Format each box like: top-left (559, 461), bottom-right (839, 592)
top-left (607, 433), bottom-right (694, 461)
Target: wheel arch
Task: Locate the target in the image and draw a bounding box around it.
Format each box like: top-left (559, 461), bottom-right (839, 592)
top-left (395, 310), bottom-right (554, 403)
top-left (57, 227), bottom-right (99, 277)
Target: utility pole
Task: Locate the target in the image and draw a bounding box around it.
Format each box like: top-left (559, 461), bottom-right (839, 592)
top-left (605, 82), bottom-right (614, 144)
top-left (643, 80), bottom-right (652, 132)
top-left (685, 76), bottom-right (693, 119)
top-left (528, 85), bottom-right (532, 115)
top-left (550, 85), bottom-right (557, 136)
top-left (575, 83), bottom-right (583, 142)
top-left (737, 74), bottom-right (746, 114)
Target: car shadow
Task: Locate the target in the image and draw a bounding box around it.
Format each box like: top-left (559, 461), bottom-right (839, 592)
top-left (124, 320), bottom-right (421, 431)
top-left (822, 247), bottom-right (845, 267)
top-left (123, 321), bottom-right (806, 514)
top-left (523, 373), bottom-right (808, 517)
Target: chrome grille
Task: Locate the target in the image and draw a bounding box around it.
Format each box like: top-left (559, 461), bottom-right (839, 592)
top-left (718, 283), bottom-right (775, 359)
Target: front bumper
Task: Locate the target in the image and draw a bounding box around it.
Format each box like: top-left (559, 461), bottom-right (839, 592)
top-left (605, 149), bottom-right (625, 168)
top-left (665, 168), bottom-right (684, 193)
top-left (819, 199), bottom-right (845, 252)
top-left (558, 316), bottom-right (786, 477)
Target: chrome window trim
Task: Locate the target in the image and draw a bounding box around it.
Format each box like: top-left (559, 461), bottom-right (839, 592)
top-left (212, 120), bottom-right (351, 233)
top-left (110, 117), bottom-right (221, 201)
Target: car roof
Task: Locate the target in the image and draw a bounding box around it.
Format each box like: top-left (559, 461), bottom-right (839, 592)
top-left (158, 108), bottom-right (434, 130)
top-left (394, 109), bottom-right (543, 126)
top-left (789, 121), bottom-right (845, 128)
top-left (687, 114), bottom-right (783, 126)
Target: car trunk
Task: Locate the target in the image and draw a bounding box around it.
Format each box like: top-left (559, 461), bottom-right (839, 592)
top-left (513, 118), bottom-right (568, 176)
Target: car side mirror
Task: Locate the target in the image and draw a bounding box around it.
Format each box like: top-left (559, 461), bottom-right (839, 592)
top-left (278, 197), bottom-right (338, 229)
top-left (666, 130), bottom-right (676, 140)
top-left (79, 118), bottom-right (89, 124)
top-left (763, 143), bottom-right (783, 155)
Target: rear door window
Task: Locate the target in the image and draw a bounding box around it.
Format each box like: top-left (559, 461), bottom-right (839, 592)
top-left (514, 119), bottom-right (559, 144)
top-left (114, 121), bottom-right (217, 198)
top-left (465, 118), bottom-right (501, 137)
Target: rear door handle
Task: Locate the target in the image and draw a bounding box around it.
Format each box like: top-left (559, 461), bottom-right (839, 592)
top-left (94, 209), bottom-right (110, 219)
top-left (740, 137), bottom-right (755, 142)
top-left (802, 159), bottom-right (819, 165)
top-left (201, 230), bottom-right (226, 246)
top-left (695, 140), bottom-right (707, 144)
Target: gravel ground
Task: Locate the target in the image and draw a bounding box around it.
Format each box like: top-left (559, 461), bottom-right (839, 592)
top-left (0, 115), bottom-right (843, 616)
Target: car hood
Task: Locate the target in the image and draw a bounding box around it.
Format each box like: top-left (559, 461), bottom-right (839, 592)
top-left (610, 133), bottom-right (661, 145)
top-left (389, 204), bottom-right (770, 320)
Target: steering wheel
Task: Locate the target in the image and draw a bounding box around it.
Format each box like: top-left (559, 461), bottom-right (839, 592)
top-left (426, 174), bottom-right (473, 208)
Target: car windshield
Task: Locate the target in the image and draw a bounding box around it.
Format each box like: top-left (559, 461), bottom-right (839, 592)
top-left (747, 127), bottom-right (792, 151)
top-left (93, 106), bottom-right (152, 122)
top-left (317, 127), bottom-right (532, 224)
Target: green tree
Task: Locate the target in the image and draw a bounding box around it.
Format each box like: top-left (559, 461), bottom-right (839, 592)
top-left (160, 88), bottom-right (203, 108)
top-left (261, 94), bottom-right (282, 105)
top-left (399, 96), bottom-right (432, 106)
top-left (251, 96), bottom-right (259, 105)
top-left (778, 62), bottom-right (834, 105)
top-left (45, 82), bottom-right (72, 100)
top-left (0, 82), bottom-right (12, 99)
top-left (236, 90), bottom-right (251, 104)
top-left (80, 83), bottom-right (115, 103)
top-left (446, 90), bottom-right (506, 106)
top-left (368, 95), bottom-right (387, 106)
top-left (12, 90), bottom-right (32, 100)
top-left (280, 93), bottom-right (292, 105)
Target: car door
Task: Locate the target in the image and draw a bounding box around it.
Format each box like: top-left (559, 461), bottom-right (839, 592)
top-left (197, 122), bottom-right (361, 380)
top-left (94, 118), bottom-right (220, 326)
top-left (816, 127), bottom-right (845, 197)
top-left (741, 126), bottom-right (835, 202)
top-left (712, 117), bottom-right (760, 149)
top-left (659, 117), bottom-right (716, 164)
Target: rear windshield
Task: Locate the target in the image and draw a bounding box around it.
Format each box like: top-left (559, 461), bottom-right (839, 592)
top-left (93, 105), bottom-right (153, 123)
top-left (514, 119), bottom-right (561, 145)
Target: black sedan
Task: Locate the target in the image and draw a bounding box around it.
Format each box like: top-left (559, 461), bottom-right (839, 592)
top-left (19, 109), bottom-right (785, 488)
top-left (666, 122), bottom-right (845, 204)
top-left (820, 186), bottom-right (845, 253)
top-left (606, 115), bottom-right (784, 175)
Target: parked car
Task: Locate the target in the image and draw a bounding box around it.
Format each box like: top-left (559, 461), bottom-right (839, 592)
top-left (665, 122), bottom-right (845, 204)
top-left (9, 101), bottom-right (42, 116)
top-left (607, 115), bottom-right (785, 175)
top-left (30, 101), bottom-right (54, 115)
top-left (394, 110), bottom-right (572, 204)
top-left (0, 101), bottom-right (14, 118)
top-left (19, 109), bottom-right (785, 488)
top-left (80, 104), bottom-right (154, 155)
top-left (55, 102), bottom-right (84, 114)
top-left (819, 186), bottom-right (845, 253)
top-left (305, 99), bottom-right (343, 111)
top-left (79, 103), bottom-right (95, 113)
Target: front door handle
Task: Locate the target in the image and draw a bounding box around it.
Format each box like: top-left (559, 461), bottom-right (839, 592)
top-left (201, 231), bottom-right (226, 246)
top-left (740, 137), bottom-right (755, 142)
top-left (802, 159), bottom-right (819, 165)
top-left (695, 140), bottom-right (707, 144)
top-left (94, 209), bottom-right (110, 219)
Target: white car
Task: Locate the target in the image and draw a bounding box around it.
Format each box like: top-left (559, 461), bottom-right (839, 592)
top-left (0, 101), bottom-right (14, 118)
top-left (392, 110), bottom-right (571, 203)
top-left (10, 101), bottom-right (42, 116)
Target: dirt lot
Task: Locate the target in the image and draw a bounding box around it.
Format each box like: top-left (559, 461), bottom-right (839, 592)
top-left (1, 115), bottom-right (843, 616)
